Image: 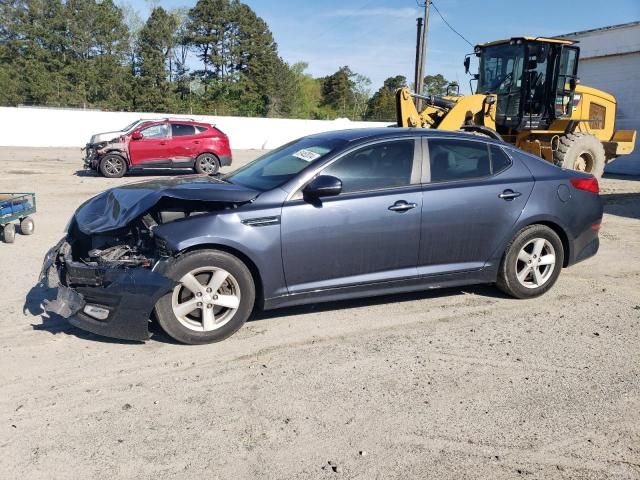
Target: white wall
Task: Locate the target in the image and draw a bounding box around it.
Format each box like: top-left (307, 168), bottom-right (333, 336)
top-left (579, 53), bottom-right (640, 175)
top-left (561, 22), bottom-right (640, 59)
top-left (0, 107), bottom-right (391, 150)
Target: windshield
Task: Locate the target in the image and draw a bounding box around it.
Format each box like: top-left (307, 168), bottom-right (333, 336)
top-left (477, 44), bottom-right (525, 94)
top-left (121, 120), bottom-right (142, 132)
top-left (225, 137), bottom-right (347, 191)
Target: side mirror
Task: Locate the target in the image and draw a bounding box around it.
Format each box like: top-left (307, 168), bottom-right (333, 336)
top-left (463, 56), bottom-right (471, 74)
top-left (131, 131), bottom-right (143, 140)
top-left (303, 175), bottom-right (342, 199)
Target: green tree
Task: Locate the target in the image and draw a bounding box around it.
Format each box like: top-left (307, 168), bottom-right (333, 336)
top-left (320, 66), bottom-right (355, 118)
top-left (134, 6), bottom-right (178, 111)
top-left (366, 75), bottom-right (407, 121)
top-left (287, 62), bottom-right (322, 119)
top-left (186, 0), bottom-right (230, 91)
top-left (423, 73), bottom-right (451, 96)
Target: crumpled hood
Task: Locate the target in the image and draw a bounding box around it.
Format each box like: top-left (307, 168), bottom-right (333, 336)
top-left (90, 131), bottom-right (123, 144)
top-left (74, 176), bottom-right (259, 234)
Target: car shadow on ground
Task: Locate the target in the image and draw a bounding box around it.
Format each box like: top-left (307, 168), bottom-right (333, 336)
top-left (249, 284), bottom-right (509, 323)
top-left (601, 192), bottom-right (640, 220)
top-left (24, 281), bottom-right (509, 345)
top-left (74, 168), bottom-right (198, 178)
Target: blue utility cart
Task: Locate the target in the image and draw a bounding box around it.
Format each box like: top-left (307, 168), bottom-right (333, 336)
top-left (0, 192), bottom-right (36, 243)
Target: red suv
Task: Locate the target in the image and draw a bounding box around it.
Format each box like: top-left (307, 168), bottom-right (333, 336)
top-left (89, 120), bottom-right (232, 178)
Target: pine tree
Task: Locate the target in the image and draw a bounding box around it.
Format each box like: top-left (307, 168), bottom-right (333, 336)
top-left (366, 75), bottom-right (407, 121)
top-left (134, 6), bottom-right (178, 112)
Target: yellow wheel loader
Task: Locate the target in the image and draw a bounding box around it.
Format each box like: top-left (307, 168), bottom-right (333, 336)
top-left (397, 37), bottom-right (636, 177)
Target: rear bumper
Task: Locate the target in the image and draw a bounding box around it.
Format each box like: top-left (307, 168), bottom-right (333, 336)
top-left (218, 154), bottom-right (232, 167)
top-left (567, 226), bottom-right (600, 267)
top-left (40, 240), bottom-right (175, 341)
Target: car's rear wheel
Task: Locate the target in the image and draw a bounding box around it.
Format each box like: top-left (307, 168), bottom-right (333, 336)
top-left (154, 250), bottom-right (255, 344)
top-left (194, 153), bottom-right (220, 175)
top-left (99, 154), bottom-right (127, 178)
top-left (497, 225), bottom-right (564, 299)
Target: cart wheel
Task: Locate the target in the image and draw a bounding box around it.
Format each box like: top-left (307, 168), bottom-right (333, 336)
top-left (2, 224), bottom-right (15, 243)
top-left (20, 216), bottom-right (35, 235)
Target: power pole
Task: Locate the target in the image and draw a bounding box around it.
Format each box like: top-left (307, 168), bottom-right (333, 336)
top-left (414, 17), bottom-right (423, 100)
top-left (415, 0), bottom-right (431, 110)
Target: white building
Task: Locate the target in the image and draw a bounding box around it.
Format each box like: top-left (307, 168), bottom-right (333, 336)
top-left (559, 21), bottom-right (640, 175)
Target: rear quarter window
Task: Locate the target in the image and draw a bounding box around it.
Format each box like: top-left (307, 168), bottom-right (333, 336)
top-left (196, 126), bottom-right (208, 133)
top-left (489, 144), bottom-right (512, 174)
top-left (172, 124), bottom-right (196, 137)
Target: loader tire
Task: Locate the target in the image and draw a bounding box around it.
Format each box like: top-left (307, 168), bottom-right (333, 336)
top-left (554, 133), bottom-right (605, 178)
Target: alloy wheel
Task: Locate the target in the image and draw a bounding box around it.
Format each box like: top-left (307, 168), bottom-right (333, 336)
top-left (171, 266), bottom-right (241, 332)
top-left (103, 157), bottom-right (124, 176)
top-left (515, 238), bottom-right (556, 289)
top-left (197, 155), bottom-right (219, 174)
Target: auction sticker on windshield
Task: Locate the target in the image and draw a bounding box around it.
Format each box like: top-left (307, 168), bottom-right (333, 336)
top-left (292, 149), bottom-right (322, 162)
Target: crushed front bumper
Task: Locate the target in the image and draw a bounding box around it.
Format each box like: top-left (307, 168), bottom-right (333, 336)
top-left (40, 239), bottom-right (176, 341)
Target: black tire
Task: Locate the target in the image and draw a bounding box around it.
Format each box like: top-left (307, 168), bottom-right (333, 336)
top-left (154, 249), bottom-right (255, 344)
top-left (99, 154), bottom-right (127, 178)
top-left (2, 224), bottom-right (15, 243)
top-left (20, 216), bottom-right (34, 235)
top-left (194, 153), bottom-right (220, 175)
top-left (497, 225), bottom-right (565, 299)
top-left (554, 133), bottom-right (605, 178)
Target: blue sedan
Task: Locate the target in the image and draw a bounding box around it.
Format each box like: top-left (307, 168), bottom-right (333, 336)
top-left (41, 128), bottom-right (603, 344)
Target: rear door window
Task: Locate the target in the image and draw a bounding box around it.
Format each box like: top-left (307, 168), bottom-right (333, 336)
top-left (428, 139), bottom-right (492, 182)
top-left (172, 123), bottom-right (196, 137)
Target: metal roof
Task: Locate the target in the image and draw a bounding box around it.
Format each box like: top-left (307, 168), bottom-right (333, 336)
top-left (558, 21), bottom-right (640, 38)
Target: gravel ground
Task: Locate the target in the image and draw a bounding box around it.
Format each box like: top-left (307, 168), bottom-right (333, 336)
top-left (1, 147), bottom-right (639, 480)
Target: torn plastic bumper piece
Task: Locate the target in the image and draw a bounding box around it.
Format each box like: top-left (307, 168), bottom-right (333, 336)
top-left (40, 241), bottom-right (176, 342)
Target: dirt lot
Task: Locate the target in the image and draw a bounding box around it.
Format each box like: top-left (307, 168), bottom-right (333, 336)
top-left (1, 147), bottom-right (639, 480)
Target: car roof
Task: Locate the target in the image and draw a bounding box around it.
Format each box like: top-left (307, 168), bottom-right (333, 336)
top-left (304, 127), bottom-right (506, 146)
top-left (139, 119), bottom-right (212, 128)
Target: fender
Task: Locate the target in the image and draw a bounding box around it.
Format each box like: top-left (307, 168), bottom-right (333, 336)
top-left (153, 209), bottom-right (288, 301)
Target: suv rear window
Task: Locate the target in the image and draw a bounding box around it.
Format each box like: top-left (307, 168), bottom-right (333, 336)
top-left (172, 124), bottom-right (196, 137)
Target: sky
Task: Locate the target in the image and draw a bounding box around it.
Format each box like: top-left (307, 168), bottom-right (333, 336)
top-left (129, 0), bottom-right (640, 94)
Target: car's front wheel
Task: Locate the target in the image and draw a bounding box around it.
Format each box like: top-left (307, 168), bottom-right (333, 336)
top-left (154, 249), bottom-right (255, 344)
top-left (99, 154), bottom-right (127, 178)
top-left (497, 225), bottom-right (564, 299)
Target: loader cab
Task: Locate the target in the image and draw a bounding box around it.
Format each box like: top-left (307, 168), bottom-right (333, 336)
top-left (475, 38), bottom-right (579, 132)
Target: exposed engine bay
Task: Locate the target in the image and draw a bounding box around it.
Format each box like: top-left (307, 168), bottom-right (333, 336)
top-left (67, 199), bottom-right (234, 267)
top-left (62, 175), bottom-right (260, 268)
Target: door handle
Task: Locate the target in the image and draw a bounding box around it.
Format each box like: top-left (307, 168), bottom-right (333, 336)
top-left (498, 189), bottom-right (522, 200)
top-left (388, 201), bottom-right (418, 212)
top-left (193, 140), bottom-right (200, 144)
top-left (159, 141), bottom-right (167, 145)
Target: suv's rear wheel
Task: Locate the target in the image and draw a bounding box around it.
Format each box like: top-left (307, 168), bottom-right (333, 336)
top-left (194, 153), bottom-right (220, 175)
top-left (497, 225), bottom-right (564, 299)
top-left (99, 154), bottom-right (127, 178)
top-left (154, 250), bottom-right (255, 344)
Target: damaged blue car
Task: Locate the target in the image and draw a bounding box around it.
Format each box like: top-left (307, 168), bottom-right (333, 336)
top-left (40, 129), bottom-right (602, 344)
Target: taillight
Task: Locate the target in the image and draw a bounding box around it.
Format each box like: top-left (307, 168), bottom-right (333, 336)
top-left (570, 177), bottom-right (599, 194)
